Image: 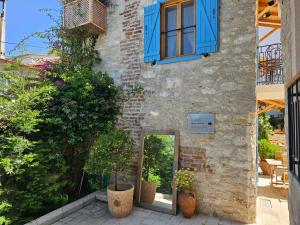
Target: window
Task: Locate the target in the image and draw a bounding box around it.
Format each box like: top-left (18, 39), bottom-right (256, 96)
top-left (161, 0), bottom-right (195, 59)
top-left (144, 0), bottom-right (219, 64)
top-left (288, 77), bottom-right (300, 181)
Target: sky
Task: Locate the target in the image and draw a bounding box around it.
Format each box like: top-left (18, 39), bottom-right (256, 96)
top-left (5, 0), bottom-right (61, 57)
top-left (5, 1), bottom-right (280, 57)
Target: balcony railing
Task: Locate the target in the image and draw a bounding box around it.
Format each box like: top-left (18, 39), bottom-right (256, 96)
top-left (63, 0), bottom-right (107, 34)
top-left (257, 43), bottom-right (283, 85)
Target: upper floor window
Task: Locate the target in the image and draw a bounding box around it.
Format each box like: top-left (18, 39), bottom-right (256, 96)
top-left (144, 0), bottom-right (219, 64)
top-left (161, 0), bottom-right (195, 59)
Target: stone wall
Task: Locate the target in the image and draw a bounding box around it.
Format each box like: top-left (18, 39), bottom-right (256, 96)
top-left (95, 0), bottom-right (257, 223)
top-left (281, 0), bottom-right (300, 224)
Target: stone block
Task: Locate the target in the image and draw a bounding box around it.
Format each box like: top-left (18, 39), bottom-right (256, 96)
top-left (35, 208), bottom-right (64, 225)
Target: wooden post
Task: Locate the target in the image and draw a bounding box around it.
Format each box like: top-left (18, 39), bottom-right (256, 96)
top-left (0, 0), bottom-right (6, 59)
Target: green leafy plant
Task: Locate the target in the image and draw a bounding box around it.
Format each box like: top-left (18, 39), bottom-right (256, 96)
top-left (1, 4), bottom-right (142, 223)
top-left (258, 139), bottom-right (281, 160)
top-left (174, 169), bottom-right (196, 192)
top-left (143, 135), bottom-right (175, 194)
top-left (258, 113), bottom-right (273, 140)
top-left (143, 135), bottom-right (165, 181)
top-left (0, 7), bottom-right (122, 224)
top-left (270, 110), bottom-right (284, 130)
top-left (84, 128), bottom-right (135, 191)
top-left (44, 67), bottom-right (121, 197)
top-left (0, 63), bottom-right (68, 225)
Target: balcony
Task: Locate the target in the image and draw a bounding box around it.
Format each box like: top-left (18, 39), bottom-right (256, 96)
top-left (257, 43), bottom-right (283, 85)
top-left (63, 0), bottom-right (107, 34)
top-left (257, 43), bottom-right (284, 101)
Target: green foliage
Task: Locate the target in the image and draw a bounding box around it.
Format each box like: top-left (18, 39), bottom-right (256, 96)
top-left (148, 171), bottom-right (161, 186)
top-left (84, 128), bottom-right (135, 191)
top-left (0, 8), bottom-right (122, 224)
top-left (44, 67), bottom-right (120, 196)
top-left (270, 112), bottom-right (284, 130)
top-left (155, 135), bottom-right (175, 194)
top-left (143, 135), bottom-right (165, 181)
top-left (258, 113), bottom-right (273, 140)
top-left (258, 139), bottom-right (281, 160)
top-left (143, 135), bottom-right (174, 194)
top-left (0, 6), bottom-right (126, 224)
top-left (174, 169), bottom-right (196, 192)
top-left (0, 63), bottom-right (68, 225)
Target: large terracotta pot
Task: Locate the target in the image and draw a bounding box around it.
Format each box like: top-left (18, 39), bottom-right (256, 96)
top-left (140, 180), bottom-right (157, 204)
top-left (107, 184), bottom-right (134, 218)
top-left (178, 191), bottom-right (196, 218)
top-left (260, 160), bottom-right (272, 176)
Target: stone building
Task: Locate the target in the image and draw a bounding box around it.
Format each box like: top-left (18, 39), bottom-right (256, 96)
top-left (281, 0), bottom-right (300, 225)
top-left (87, 0), bottom-right (258, 223)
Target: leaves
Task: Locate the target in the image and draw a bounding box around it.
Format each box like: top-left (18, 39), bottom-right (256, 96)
top-left (0, 63), bottom-right (68, 225)
top-left (174, 169), bottom-right (196, 192)
top-left (84, 128), bottom-right (135, 190)
top-left (258, 139), bottom-right (281, 160)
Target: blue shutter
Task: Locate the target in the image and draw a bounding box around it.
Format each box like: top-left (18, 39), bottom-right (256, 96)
top-left (144, 3), bottom-right (160, 63)
top-left (196, 0), bottom-right (219, 55)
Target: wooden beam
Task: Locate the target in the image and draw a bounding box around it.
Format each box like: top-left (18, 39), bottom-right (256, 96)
top-left (259, 27), bottom-right (278, 43)
top-left (261, 100), bottom-right (285, 108)
top-left (258, 22), bottom-right (281, 28)
top-left (256, 0), bottom-right (259, 26)
top-left (256, 0), bottom-right (261, 26)
top-left (257, 2), bottom-right (278, 19)
top-left (260, 18), bottom-right (281, 24)
top-left (258, 6), bottom-right (279, 14)
top-left (257, 104), bottom-right (275, 115)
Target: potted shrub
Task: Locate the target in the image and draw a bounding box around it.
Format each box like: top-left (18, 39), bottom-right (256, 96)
top-left (258, 139), bottom-right (280, 175)
top-left (174, 169), bottom-right (196, 218)
top-left (84, 128), bottom-right (135, 218)
top-left (140, 135), bottom-right (164, 204)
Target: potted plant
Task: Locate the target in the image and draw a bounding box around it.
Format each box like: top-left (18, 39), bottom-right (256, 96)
top-left (174, 169), bottom-right (196, 218)
top-left (258, 139), bottom-right (280, 175)
top-left (140, 135), bottom-right (164, 204)
top-left (84, 128), bottom-right (135, 218)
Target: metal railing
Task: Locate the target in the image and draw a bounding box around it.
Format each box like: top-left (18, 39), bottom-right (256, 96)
top-left (288, 73), bottom-right (300, 181)
top-left (257, 43), bottom-right (283, 85)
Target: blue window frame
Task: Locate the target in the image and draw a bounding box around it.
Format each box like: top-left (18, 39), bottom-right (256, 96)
top-left (144, 0), bottom-right (219, 64)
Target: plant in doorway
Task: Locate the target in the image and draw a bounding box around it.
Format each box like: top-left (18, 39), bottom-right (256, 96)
top-left (84, 128), bottom-right (135, 218)
top-left (174, 169), bottom-right (196, 218)
top-left (141, 135), bottom-right (165, 204)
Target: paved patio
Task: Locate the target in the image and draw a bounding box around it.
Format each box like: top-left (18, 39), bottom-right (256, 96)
top-left (48, 175), bottom-right (289, 225)
top-left (256, 175), bottom-right (289, 225)
top-left (52, 202), bottom-right (247, 225)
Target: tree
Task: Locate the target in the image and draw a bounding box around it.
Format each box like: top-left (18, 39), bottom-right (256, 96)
top-left (84, 128), bottom-right (134, 191)
top-left (143, 135), bottom-right (165, 181)
top-left (258, 113), bottom-right (273, 140)
top-left (0, 63), bottom-right (68, 225)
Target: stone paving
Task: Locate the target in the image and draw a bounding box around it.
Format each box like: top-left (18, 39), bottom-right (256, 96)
top-left (52, 202), bottom-right (247, 225)
top-left (256, 175), bottom-right (289, 225)
top-left (51, 175), bottom-right (289, 225)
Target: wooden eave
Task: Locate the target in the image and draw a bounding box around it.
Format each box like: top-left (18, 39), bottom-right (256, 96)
top-left (256, 0), bottom-right (281, 28)
top-left (257, 99), bottom-right (285, 115)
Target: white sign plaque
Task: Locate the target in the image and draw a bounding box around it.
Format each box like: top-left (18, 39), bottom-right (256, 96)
top-left (188, 113), bottom-right (215, 134)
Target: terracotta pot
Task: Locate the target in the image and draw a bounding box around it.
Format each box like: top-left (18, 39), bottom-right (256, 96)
top-left (140, 180), bottom-right (157, 204)
top-left (178, 191), bottom-right (196, 218)
top-left (107, 184), bottom-right (134, 218)
top-left (260, 160), bottom-right (272, 176)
